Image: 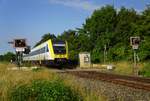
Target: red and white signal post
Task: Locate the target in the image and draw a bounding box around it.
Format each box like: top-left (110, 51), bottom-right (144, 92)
top-left (13, 39), bottom-right (27, 67)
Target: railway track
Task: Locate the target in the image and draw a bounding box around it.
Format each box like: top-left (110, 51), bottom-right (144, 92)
top-left (65, 71), bottom-right (150, 91)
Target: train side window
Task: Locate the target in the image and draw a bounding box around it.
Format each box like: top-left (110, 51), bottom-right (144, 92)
top-left (46, 45), bottom-right (49, 52)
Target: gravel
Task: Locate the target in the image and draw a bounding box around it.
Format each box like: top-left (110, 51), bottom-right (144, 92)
top-left (61, 74), bottom-right (150, 101)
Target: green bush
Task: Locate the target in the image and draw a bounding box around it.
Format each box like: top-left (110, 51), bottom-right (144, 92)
top-left (22, 62), bottom-right (32, 67)
top-left (9, 80), bottom-right (82, 101)
top-left (32, 67), bottom-right (42, 72)
top-left (139, 63), bottom-right (150, 77)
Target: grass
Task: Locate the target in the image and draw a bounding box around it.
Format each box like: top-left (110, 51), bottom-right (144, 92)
top-left (60, 74), bottom-right (107, 101)
top-left (10, 80), bottom-right (82, 101)
top-left (0, 63), bottom-right (56, 100)
top-left (112, 61), bottom-right (133, 75)
top-left (113, 61), bottom-right (150, 77)
top-left (138, 62), bottom-right (150, 77)
top-left (0, 62), bottom-right (106, 101)
top-left (102, 61), bottom-right (144, 76)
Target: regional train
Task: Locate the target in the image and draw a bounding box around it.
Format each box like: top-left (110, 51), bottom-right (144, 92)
top-left (23, 39), bottom-right (69, 65)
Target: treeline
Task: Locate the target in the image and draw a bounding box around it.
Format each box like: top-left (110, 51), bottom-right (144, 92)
top-left (0, 52), bottom-right (16, 62)
top-left (36, 5), bottom-right (150, 63)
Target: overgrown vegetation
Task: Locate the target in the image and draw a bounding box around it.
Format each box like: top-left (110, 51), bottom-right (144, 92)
top-left (139, 62), bottom-right (150, 77)
top-left (9, 80), bottom-right (82, 101)
top-left (113, 61), bottom-right (133, 75)
top-left (0, 63), bottom-right (105, 101)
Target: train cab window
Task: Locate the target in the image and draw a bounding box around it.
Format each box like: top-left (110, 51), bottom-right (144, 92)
top-left (52, 40), bottom-right (66, 54)
top-left (53, 46), bottom-right (66, 54)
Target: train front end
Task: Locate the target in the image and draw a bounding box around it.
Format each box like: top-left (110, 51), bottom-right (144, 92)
top-left (52, 40), bottom-right (68, 64)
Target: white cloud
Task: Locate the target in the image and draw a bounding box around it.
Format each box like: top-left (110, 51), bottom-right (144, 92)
top-left (49, 0), bottom-right (100, 11)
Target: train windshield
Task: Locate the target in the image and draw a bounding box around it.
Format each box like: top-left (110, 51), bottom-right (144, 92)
top-left (52, 41), bottom-right (66, 54)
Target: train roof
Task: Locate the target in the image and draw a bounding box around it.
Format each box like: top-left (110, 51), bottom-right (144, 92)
top-left (31, 39), bottom-right (51, 52)
top-left (31, 39), bottom-right (66, 52)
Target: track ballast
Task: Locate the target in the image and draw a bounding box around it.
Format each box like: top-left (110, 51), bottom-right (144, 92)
top-left (65, 70), bottom-right (150, 91)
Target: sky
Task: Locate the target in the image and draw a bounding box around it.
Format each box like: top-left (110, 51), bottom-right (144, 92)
top-left (0, 0), bottom-right (149, 55)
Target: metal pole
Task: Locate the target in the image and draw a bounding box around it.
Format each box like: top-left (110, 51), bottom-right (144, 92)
top-left (133, 50), bottom-right (138, 76)
top-left (16, 51), bottom-right (22, 69)
top-left (113, 0), bottom-right (114, 7)
top-left (104, 48), bottom-right (105, 64)
top-left (16, 52), bottom-right (20, 68)
top-left (112, 0), bottom-right (115, 8)
top-left (19, 52), bottom-right (22, 67)
top-left (18, 52), bottom-right (21, 68)
top-left (104, 45), bottom-right (106, 64)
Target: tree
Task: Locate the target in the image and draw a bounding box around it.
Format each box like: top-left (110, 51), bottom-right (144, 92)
top-left (138, 5), bottom-right (150, 60)
top-left (1, 52), bottom-right (16, 62)
top-left (0, 55), bottom-right (4, 61)
top-left (80, 5), bottom-right (117, 62)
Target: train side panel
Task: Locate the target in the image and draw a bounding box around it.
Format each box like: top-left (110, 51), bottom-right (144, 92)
top-left (23, 39), bottom-right (69, 65)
